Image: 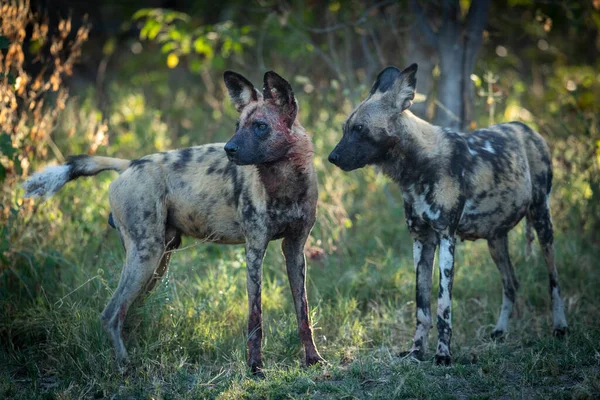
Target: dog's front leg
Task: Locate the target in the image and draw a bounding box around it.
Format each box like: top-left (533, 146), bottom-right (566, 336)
top-left (282, 234), bottom-right (324, 367)
top-left (409, 230), bottom-right (437, 360)
top-left (435, 233), bottom-right (455, 365)
top-left (245, 238), bottom-right (268, 376)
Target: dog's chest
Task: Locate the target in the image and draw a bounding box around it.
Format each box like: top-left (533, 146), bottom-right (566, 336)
top-left (241, 194), bottom-right (311, 240)
top-left (266, 200), bottom-right (308, 237)
top-left (403, 186), bottom-right (444, 234)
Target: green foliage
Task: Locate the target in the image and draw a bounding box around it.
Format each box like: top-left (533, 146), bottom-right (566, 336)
top-left (133, 8), bottom-right (254, 72)
top-left (0, 132), bottom-right (19, 182)
top-left (0, 35), bottom-right (9, 49)
top-left (0, 34), bottom-right (16, 183)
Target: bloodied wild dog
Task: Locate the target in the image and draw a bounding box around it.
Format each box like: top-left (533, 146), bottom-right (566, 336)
top-left (23, 70), bottom-right (325, 375)
top-left (329, 64), bottom-right (568, 365)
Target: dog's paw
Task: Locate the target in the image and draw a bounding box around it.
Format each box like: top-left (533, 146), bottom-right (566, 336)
top-left (553, 327), bottom-right (569, 337)
top-left (435, 354), bottom-right (452, 366)
top-left (490, 329), bottom-right (505, 341)
top-left (306, 355), bottom-right (327, 367)
top-left (399, 348), bottom-right (425, 361)
top-left (250, 364), bottom-right (265, 379)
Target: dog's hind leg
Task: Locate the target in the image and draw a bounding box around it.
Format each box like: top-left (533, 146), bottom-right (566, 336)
top-left (101, 168), bottom-right (169, 362)
top-left (101, 237), bottom-right (165, 362)
top-left (143, 228), bottom-right (181, 294)
top-left (529, 199), bottom-right (568, 335)
top-left (525, 215), bottom-right (535, 259)
top-left (488, 235), bottom-right (519, 339)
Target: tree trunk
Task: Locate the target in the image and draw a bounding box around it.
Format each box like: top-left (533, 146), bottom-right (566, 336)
top-left (410, 0), bottom-right (490, 131)
top-left (437, 46), bottom-right (465, 130)
top-left (462, 0), bottom-right (491, 130)
top-left (406, 24), bottom-right (437, 120)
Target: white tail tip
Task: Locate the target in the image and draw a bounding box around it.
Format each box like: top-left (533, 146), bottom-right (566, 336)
top-left (22, 165), bottom-right (70, 199)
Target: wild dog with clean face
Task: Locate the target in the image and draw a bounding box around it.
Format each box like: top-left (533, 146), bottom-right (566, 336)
top-left (329, 64), bottom-right (568, 365)
top-left (23, 71), bottom-right (324, 375)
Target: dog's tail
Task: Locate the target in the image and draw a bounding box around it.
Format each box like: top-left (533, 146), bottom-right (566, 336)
top-left (23, 155), bottom-right (131, 199)
top-left (524, 215), bottom-right (535, 259)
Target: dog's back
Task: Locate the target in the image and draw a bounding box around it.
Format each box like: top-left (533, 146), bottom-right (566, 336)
top-left (458, 121), bottom-right (552, 240)
top-left (107, 144), bottom-right (264, 245)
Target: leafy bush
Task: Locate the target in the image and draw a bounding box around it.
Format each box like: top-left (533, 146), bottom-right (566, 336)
top-left (0, 0), bottom-right (89, 271)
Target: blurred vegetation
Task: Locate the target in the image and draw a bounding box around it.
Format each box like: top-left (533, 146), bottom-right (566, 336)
top-left (1, 0), bottom-right (599, 398)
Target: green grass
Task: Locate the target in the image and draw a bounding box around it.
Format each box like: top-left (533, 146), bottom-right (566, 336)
top-left (1, 91), bottom-right (599, 398)
top-left (2, 173), bottom-right (599, 399)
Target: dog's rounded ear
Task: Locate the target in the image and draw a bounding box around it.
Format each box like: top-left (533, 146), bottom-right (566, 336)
top-left (369, 66), bottom-right (401, 95)
top-left (263, 71), bottom-right (298, 128)
top-left (224, 71), bottom-right (260, 112)
top-left (395, 63), bottom-right (418, 111)
top-left (370, 64), bottom-right (418, 111)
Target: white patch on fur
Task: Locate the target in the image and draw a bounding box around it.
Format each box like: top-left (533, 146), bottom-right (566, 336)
top-left (552, 287), bottom-right (568, 329)
top-left (483, 141), bottom-right (495, 154)
top-left (494, 293), bottom-right (514, 333)
top-left (416, 308), bottom-right (431, 328)
top-left (413, 240), bottom-right (423, 272)
top-left (468, 146), bottom-right (478, 156)
top-left (437, 237), bottom-right (453, 329)
top-left (461, 198), bottom-right (483, 217)
top-left (437, 342), bottom-right (450, 356)
top-left (458, 198), bottom-right (470, 224)
top-left (22, 165), bottom-right (70, 199)
top-left (439, 238), bottom-right (453, 276)
top-left (239, 88), bottom-right (255, 106)
top-left (411, 308), bottom-right (432, 351)
top-left (410, 186), bottom-right (441, 221)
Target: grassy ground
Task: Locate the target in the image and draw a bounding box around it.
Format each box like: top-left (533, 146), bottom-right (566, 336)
top-left (1, 84), bottom-right (599, 399)
top-left (1, 163), bottom-right (599, 399)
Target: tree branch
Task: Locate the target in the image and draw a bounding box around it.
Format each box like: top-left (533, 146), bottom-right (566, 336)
top-left (465, 0), bottom-right (491, 38)
top-left (293, 0), bottom-right (397, 34)
top-left (442, 0), bottom-right (461, 22)
top-left (408, 0), bottom-right (438, 48)
top-left (462, 0), bottom-right (491, 130)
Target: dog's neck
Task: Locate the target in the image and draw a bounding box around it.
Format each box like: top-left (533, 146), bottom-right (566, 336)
top-left (379, 110), bottom-right (445, 189)
top-left (257, 124), bottom-right (315, 201)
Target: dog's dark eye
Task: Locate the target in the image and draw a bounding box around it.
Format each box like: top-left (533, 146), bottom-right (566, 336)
top-left (355, 124), bottom-right (363, 133)
top-left (254, 121), bottom-right (270, 138)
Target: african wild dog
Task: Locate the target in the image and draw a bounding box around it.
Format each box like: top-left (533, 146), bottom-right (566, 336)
top-left (23, 70), bottom-right (324, 375)
top-left (328, 64), bottom-right (568, 365)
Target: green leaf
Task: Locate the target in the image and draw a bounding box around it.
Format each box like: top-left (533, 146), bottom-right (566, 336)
top-left (161, 42), bottom-right (177, 53)
top-left (168, 29), bottom-right (182, 41)
top-left (0, 72), bottom-right (16, 85)
top-left (147, 22), bottom-right (162, 40)
top-left (193, 37), bottom-right (213, 58)
top-left (0, 35), bottom-right (9, 49)
top-left (0, 133), bottom-right (16, 158)
top-left (132, 8), bottom-right (153, 20)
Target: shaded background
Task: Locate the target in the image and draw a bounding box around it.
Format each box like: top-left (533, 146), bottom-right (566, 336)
top-left (1, 0), bottom-right (599, 398)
